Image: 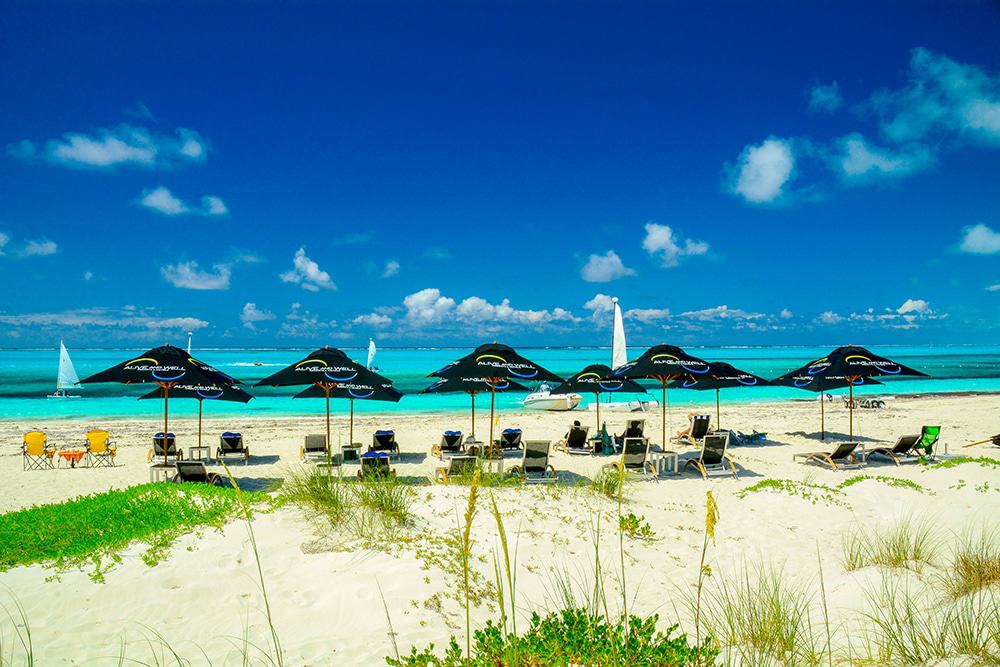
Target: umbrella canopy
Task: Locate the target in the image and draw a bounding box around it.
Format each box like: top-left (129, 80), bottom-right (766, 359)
top-left (79, 344), bottom-right (240, 464)
top-left (430, 343), bottom-right (562, 448)
top-left (420, 376), bottom-right (529, 439)
top-left (139, 382), bottom-right (253, 448)
top-left (294, 380), bottom-right (402, 447)
top-left (770, 371), bottom-right (883, 440)
top-left (254, 346), bottom-right (395, 459)
top-left (550, 364), bottom-right (646, 431)
top-left (667, 362), bottom-right (769, 429)
top-left (613, 344), bottom-right (713, 451)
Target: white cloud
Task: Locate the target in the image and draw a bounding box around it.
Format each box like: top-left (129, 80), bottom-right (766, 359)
top-left (986, 283), bottom-right (1000, 292)
top-left (584, 294), bottom-right (615, 319)
top-left (403, 288), bottom-right (456, 324)
top-left (456, 296), bottom-right (580, 326)
top-left (832, 133), bottom-right (934, 179)
top-left (240, 303), bottom-right (276, 330)
top-left (817, 311), bottom-right (843, 325)
top-left (161, 261), bottom-right (231, 290)
top-left (730, 137), bottom-right (795, 203)
top-left (279, 303), bottom-right (329, 338)
top-left (382, 260), bottom-right (400, 278)
top-left (8, 124), bottom-right (209, 169)
top-left (83, 271), bottom-right (94, 281)
top-left (0, 233), bottom-right (9, 256)
top-left (580, 250), bottom-right (635, 282)
top-left (0, 307), bottom-right (207, 333)
top-left (642, 223), bottom-right (710, 268)
top-left (897, 298), bottom-right (931, 315)
top-left (680, 305), bottom-right (765, 321)
top-left (959, 223), bottom-right (1000, 255)
top-left (779, 309), bottom-right (793, 319)
top-left (280, 247), bottom-right (336, 291)
top-left (353, 313), bottom-right (393, 328)
top-left (20, 239), bottom-right (58, 257)
top-left (139, 186), bottom-right (227, 217)
top-left (625, 308), bottom-right (671, 324)
top-left (808, 82), bottom-right (843, 112)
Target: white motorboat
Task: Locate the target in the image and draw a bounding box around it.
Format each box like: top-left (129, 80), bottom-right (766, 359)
top-left (587, 398), bottom-right (659, 413)
top-left (47, 341), bottom-right (81, 398)
top-left (523, 382), bottom-right (582, 411)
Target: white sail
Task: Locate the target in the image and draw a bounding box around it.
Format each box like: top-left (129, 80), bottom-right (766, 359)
top-left (611, 298), bottom-right (627, 369)
top-left (367, 338), bottom-right (377, 370)
top-left (56, 341), bottom-right (80, 390)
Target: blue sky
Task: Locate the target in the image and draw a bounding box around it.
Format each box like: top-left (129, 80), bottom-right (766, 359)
top-left (1, 2), bottom-right (998, 348)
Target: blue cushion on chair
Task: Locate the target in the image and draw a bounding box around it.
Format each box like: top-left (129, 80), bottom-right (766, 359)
top-left (444, 430), bottom-right (462, 436)
top-left (154, 432), bottom-right (175, 438)
top-left (375, 430), bottom-right (394, 436)
top-left (222, 431), bottom-right (241, 437)
top-left (361, 451), bottom-right (391, 459)
top-left (502, 428), bottom-right (521, 434)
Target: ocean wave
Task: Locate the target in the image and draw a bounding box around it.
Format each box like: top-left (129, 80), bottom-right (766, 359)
top-left (228, 362), bottom-right (286, 367)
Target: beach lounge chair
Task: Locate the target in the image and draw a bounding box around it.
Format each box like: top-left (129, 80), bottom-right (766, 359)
top-left (301, 434), bottom-right (327, 461)
top-left (561, 425), bottom-right (592, 455)
top-left (494, 428), bottom-right (523, 452)
top-left (675, 415), bottom-right (711, 447)
top-left (85, 429), bottom-right (116, 467)
top-left (148, 433), bottom-right (184, 462)
top-left (171, 460), bottom-right (222, 485)
top-left (684, 432), bottom-right (738, 479)
top-left (217, 432), bottom-right (250, 464)
top-left (22, 431), bottom-right (55, 471)
top-left (603, 437), bottom-right (657, 481)
top-left (358, 451), bottom-right (395, 480)
top-left (432, 431), bottom-right (465, 459)
top-left (370, 430), bottom-right (400, 458)
top-left (434, 454), bottom-right (478, 483)
top-left (917, 425), bottom-right (941, 458)
top-left (793, 441), bottom-right (864, 470)
top-left (616, 419), bottom-right (645, 443)
top-left (508, 440), bottom-right (557, 484)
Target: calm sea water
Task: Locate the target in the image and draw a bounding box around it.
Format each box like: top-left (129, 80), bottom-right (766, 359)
top-left (2, 346), bottom-right (999, 421)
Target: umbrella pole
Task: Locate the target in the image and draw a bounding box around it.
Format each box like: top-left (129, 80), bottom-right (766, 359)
top-left (489, 383), bottom-right (496, 451)
top-left (661, 379), bottom-right (667, 451)
top-left (350, 399), bottom-right (355, 448)
top-left (716, 389), bottom-right (720, 430)
top-left (198, 399), bottom-right (203, 450)
top-left (163, 384), bottom-right (170, 466)
top-left (849, 382), bottom-right (854, 441)
top-left (596, 391), bottom-right (601, 434)
top-left (821, 394), bottom-right (825, 441)
top-left (470, 391), bottom-right (476, 439)
top-left (325, 385), bottom-right (332, 462)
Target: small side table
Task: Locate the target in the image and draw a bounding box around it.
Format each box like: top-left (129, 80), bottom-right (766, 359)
top-left (189, 445), bottom-right (211, 462)
top-left (342, 444), bottom-right (362, 462)
top-left (651, 450), bottom-right (679, 476)
top-left (149, 463), bottom-right (176, 483)
top-left (480, 453), bottom-right (504, 475)
top-left (58, 450), bottom-right (88, 468)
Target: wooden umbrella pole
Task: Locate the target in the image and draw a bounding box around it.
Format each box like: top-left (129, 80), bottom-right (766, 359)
top-left (821, 394), bottom-right (826, 441)
top-left (661, 379), bottom-right (667, 451)
top-left (470, 391), bottom-right (476, 439)
top-left (489, 383), bottom-right (496, 453)
top-left (325, 384), bottom-right (332, 462)
top-left (198, 399), bottom-right (203, 449)
top-left (716, 389), bottom-right (721, 430)
top-left (849, 381), bottom-right (854, 441)
top-left (596, 391), bottom-right (601, 434)
top-left (163, 383), bottom-right (170, 466)
top-left (349, 399), bottom-right (355, 448)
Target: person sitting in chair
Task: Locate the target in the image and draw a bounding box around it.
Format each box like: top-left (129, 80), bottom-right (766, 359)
top-left (676, 412), bottom-right (710, 439)
top-left (563, 420), bottom-right (582, 440)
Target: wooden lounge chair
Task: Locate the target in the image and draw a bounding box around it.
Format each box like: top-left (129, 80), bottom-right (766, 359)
top-left (22, 431), bottom-right (55, 471)
top-left (370, 430), bottom-right (400, 458)
top-left (561, 425), bottom-right (592, 455)
top-left (603, 437), bottom-right (656, 481)
top-left (85, 429), bottom-right (116, 467)
top-left (616, 419), bottom-right (645, 443)
top-left (685, 432), bottom-right (738, 479)
top-left (358, 451), bottom-right (396, 480)
top-left (148, 433), bottom-right (184, 462)
top-left (434, 454), bottom-right (478, 483)
top-left (494, 428), bottom-right (523, 452)
top-left (172, 460), bottom-right (222, 485)
top-left (675, 415), bottom-right (711, 447)
top-left (793, 441), bottom-right (864, 470)
top-left (301, 433), bottom-right (327, 461)
top-left (508, 440), bottom-right (557, 484)
top-left (864, 434), bottom-right (921, 465)
top-left (217, 432), bottom-right (250, 464)
top-left (432, 431), bottom-right (465, 459)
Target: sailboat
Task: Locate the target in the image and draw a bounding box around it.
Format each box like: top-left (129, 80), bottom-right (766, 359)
top-left (367, 338), bottom-right (380, 371)
top-left (588, 297), bottom-right (657, 413)
top-left (48, 341), bottom-right (81, 398)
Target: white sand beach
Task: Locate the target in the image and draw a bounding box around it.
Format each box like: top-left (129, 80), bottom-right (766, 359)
top-left (1, 393), bottom-right (998, 664)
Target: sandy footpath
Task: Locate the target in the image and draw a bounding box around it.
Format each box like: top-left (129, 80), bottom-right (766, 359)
top-left (1, 394), bottom-right (998, 664)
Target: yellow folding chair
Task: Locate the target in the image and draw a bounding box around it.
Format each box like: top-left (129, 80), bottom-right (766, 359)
top-left (86, 429), bottom-right (116, 467)
top-left (22, 431), bottom-right (55, 471)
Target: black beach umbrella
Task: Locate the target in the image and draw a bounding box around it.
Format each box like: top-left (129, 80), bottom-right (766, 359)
top-left (668, 362), bottom-right (769, 429)
top-left (254, 346), bottom-right (394, 459)
top-left (139, 382), bottom-right (253, 450)
top-left (79, 344), bottom-right (241, 464)
top-left (294, 380), bottom-right (402, 448)
top-left (771, 372), bottom-right (883, 440)
top-left (787, 345), bottom-right (927, 439)
top-left (430, 343), bottom-right (562, 448)
top-left (419, 376), bottom-right (530, 439)
top-left (613, 344), bottom-right (713, 450)
top-left (550, 364), bottom-right (647, 432)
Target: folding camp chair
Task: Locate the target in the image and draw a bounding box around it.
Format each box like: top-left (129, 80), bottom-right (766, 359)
top-left (85, 429), bottom-right (116, 467)
top-left (22, 431), bottom-right (55, 471)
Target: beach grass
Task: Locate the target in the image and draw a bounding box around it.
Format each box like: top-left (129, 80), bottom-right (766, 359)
top-left (940, 527), bottom-right (1000, 598)
top-left (589, 467), bottom-right (625, 500)
top-left (841, 517), bottom-right (938, 572)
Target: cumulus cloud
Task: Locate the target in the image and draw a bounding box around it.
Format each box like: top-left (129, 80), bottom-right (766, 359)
top-left (240, 303), bottom-right (276, 331)
top-left (817, 311), bottom-right (843, 325)
top-left (83, 271), bottom-right (94, 281)
top-left (580, 250), bottom-right (635, 282)
top-left (680, 305), bottom-right (765, 321)
top-left (780, 309), bottom-right (793, 319)
top-left (353, 313), bottom-right (393, 328)
top-left (897, 298), bottom-right (931, 315)
top-left (280, 248), bottom-right (336, 291)
top-left (959, 223), bottom-right (1000, 255)
top-left (20, 239), bottom-right (58, 257)
top-left (382, 260), bottom-right (400, 278)
top-left (403, 288), bottom-right (456, 324)
top-left (161, 261), bottom-right (232, 290)
top-left (642, 223), bottom-right (710, 268)
top-left (8, 124), bottom-right (209, 169)
top-left (0, 233), bottom-right (9, 255)
top-left (0, 307), bottom-right (207, 335)
top-left (986, 283), bottom-right (1000, 292)
top-left (808, 82), bottom-right (844, 112)
top-left (831, 133), bottom-right (934, 180)
top-left (625, 308), bottom-right (671, 324)
top-left (279, 302), bottom-right (330, 338)
top-left (139, 186), bottom-right (228, 216)
top-left (729, 137), bottom-right (795, 203)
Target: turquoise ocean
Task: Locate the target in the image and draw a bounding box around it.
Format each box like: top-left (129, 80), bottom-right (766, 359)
top-left (2, 346), bottom-right (999, 422)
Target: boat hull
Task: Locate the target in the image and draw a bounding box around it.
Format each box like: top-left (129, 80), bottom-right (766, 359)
top-left (523, 393), bottom-right (582, 411)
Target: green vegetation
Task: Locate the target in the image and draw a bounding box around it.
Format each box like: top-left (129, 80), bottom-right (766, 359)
top-left (842, 518), bottom-right (938, 572)
top-left (590, 467), bottom-right (625, 500)
top-left (0, 483), bottom-right (270, 581)
top-left (932, 456), bottom-right (1000, 470)
top-left (735, 479), bottom-right (846, 506)
top-left (619, 513), bottom-right (656, 541)
top-left (838, 475), bottom-right (931, 494)
top-left (941, 528), bottom-right (1000, 598)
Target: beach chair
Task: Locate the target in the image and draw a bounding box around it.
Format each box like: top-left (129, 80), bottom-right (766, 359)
top-left (85, 429), bottom-right (116, 467)
top-left (508, 440), bottom-right (557, 484)
top-left (148, 433), bottom-right (184, 462)
top-left (561, 425), bottom-right (592, 455)
top-left (917, 425), bottom-right (941, 458)
top-left (684, 432), bottom-right (738, 479)
top-left (22, 431), bottom-right (55, 471)
top-left (793, 441), bottom-right (864, 470)
top-left (301, 434), bottom-right (327, 461)
top-left (171, 460), bottom-right (222, 485)
top-left (370, 430), bottom-right (400, 458)
top-left (675, 415), bottom-right (711, 447)
top-left (603, 437), bottom-right (657, 481)
top-left (434, 454), bottom-right (478, 483)
top-left (432, 431), bottom-right (465, 459)
top-left (217, 432), bottom-right (250, 464)
top-left (358, 451), bottom-right (395, 480)
top-left (494, 428), bottom-right (523, 452)
top-left (616, 419), bottom-right (645, 442)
